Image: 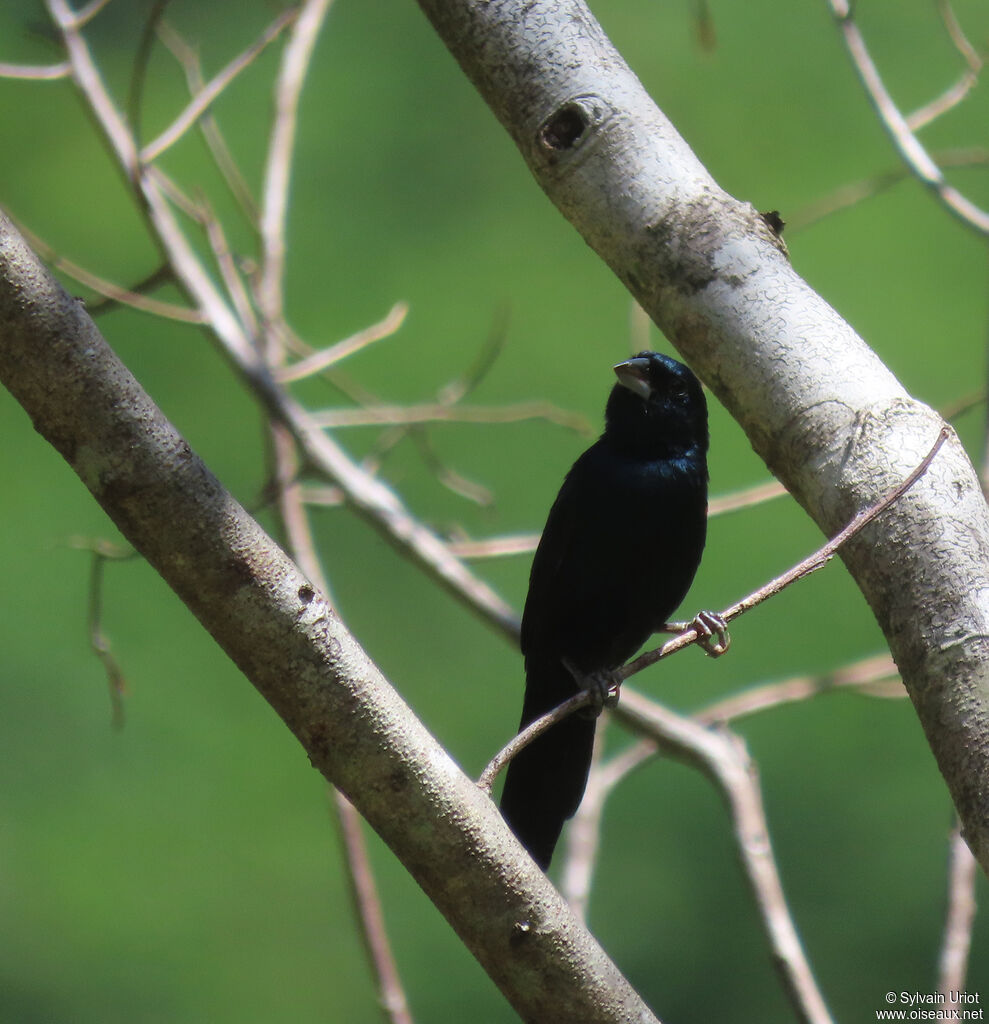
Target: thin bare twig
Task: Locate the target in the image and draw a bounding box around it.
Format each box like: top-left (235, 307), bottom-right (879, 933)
top-left (938, 0), bottom-right (984, 74)
top-left (68, 537), bottom-right (136, 729)
top-left (277, 303), bottom-right (409, 382)
top-left (478, 687), bottom-right (593, 795)
top-left (563, 650), bottom-right (905, 913)
top-left (695, 653), bottom-right (902, 726)
top-left (14, 221), bottom-right (202, 322)
top-left (46, 0), bottom-right (519, 639)
top-left (70, 0), bottom-right (113, 27)
top-left (829, 0), bottom-right (989, 236)
top-left (907, 71), bottom-right (979, 132)
top-left (937, 824), bottom-right (978, 1008)
top-left (140, 7), bottom-right (298, 164)
top-left (199, 196), bottom-right (259, 338)
top-left (559, 718), bottom-right (611, 919)
top-left (333, 790), bottom-right (416, 1024)
top-left (310, 398), bottom-right (593, 431)
top-left (259, 0), bottom-right (334, 342)
top-left (0, 61), bottom-right (71, 80)
top-left (127, 0), bottom-right (169, 145)
top-left (617, 689), bottom-right (834, 1024)
top-left (708, 478), bottom-right (786, 516)
top-left (446, 532), bottom-right (541, 560)
top-left (444, 477), bottom-right (787, 563)
top-left (788, 149), bottom-right (989, 233)
top-left (408, 429), bottom-right (494, 506)
top-left (155, 19), bottom-right (259, 223)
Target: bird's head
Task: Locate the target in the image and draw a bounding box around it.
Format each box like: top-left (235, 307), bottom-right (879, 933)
top-left (606, 351), bottom-right (708, 457)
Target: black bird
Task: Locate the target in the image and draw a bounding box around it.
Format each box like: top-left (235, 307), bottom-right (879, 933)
top-left (500, 351), bottom-right (711, 870)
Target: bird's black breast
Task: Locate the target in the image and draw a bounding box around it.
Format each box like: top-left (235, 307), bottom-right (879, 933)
top-left (520, 437), bottom-right (707, 676)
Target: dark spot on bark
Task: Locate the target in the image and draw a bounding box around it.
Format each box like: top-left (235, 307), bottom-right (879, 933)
top-left (538, 104), bottom-right (588, 151)
top-left (760, 210), bottom-right (785, 237)
top-left (298, 583), bottom-right (315, 605)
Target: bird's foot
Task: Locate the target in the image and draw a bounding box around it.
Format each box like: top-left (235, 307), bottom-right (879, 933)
top-left (665, 611), bottom-right (731, 657)
top-left (563, 659), bottom-right (621, 718)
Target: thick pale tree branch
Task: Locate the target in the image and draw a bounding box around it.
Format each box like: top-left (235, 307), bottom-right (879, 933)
top-left (415, 0), bottom-right (989, 874)
top-left (0, 213), bottom-right (658, 1024)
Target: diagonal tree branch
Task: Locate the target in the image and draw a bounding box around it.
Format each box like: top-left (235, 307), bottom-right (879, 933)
top-left (0, 211), bottom-right (659, 1024)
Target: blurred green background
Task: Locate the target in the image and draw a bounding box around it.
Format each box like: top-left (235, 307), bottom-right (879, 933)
top-left (1, 0), bottom-right (988, 1021)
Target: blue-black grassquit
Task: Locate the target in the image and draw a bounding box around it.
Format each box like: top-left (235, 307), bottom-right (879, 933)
top-left (500, 351), bottom-right (710, 869)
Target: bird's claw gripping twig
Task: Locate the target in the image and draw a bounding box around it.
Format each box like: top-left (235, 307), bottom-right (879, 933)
top-left (563, 659), bottom-right (621, 717)
top-left (690, 610), bottom-right (730, 656)
top-left (665, 610), bottom-right (731, 657)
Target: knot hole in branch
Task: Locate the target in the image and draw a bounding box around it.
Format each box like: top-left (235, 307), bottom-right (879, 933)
top-left (539, 103), bottom-right (588, 151)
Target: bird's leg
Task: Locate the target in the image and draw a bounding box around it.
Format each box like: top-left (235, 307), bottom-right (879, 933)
top-left (562, 658), bottom-right (621, 718)
top-left (662, 610), bottom-right (731, 657)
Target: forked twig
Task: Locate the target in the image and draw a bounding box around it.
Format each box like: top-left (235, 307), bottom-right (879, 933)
top-left (616, 689), bottom-right (835, 1024)
top-left (829, 0), bottom-right (989, 236)
top-left (140, 7), bottom-right (298, 164)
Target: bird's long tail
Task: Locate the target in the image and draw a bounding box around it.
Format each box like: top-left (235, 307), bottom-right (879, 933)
top-left (499, 657), bottom-right (596, 870)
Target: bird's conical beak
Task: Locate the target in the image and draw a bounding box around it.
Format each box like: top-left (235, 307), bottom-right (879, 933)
top-left (613, 357), bottom-right (652, 401)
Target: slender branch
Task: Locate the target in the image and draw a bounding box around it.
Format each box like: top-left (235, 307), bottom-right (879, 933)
top-left (309, 398), bottom-right (592, 431)
top-left (0, 61), bottom-right (71, 80)
top-left (829, 0), bottom-right (989, 236)
top-left (199, 196), bottom-right (259, 337)
top-left (708, 478), bottom-right (786, 517)
top-left (333, 790), bottom-right (416, 1024)
top-left (787, 148), bottom-right (989, 232)
top-left (559, 718), bottom-right (611, 920)
top-left (695, 653), bottom-right (902, 726)
top-left (68, 536), bottom-right (136, 729)
top-left (70, 0), bottom-right (113, 27)
top-left (12, 221), bottom-right (202, 322)
top-left (259, 0), bottom-right (334, 339)
top-left (155, 19), bottom-right (259, 223)
top-left (277, 302), bottom-right (410, 382)
top-left (562, 649), bottom-right (905, 917)
top-left (139, 7), bottom-right (299, 164)
top-left (127, 0), bottom-right (169, 145)
top-left (446, 532), bottom-right (541, 559)
top-left (907, 70), bottom-right (979, 132)
top-left (937, 823), bottom-right (978, 1007)
top-left (478, 689), bottom-right (592, 794)
top-left (938, 0), bottom-right (983, 73)
top-left (617, 689), bottom-right (834, 1024)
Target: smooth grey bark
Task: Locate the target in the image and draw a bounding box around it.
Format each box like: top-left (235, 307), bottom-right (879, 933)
top-left (0, 213), bottom-right (658, 1024)
top-left (415, 0), bottom-right (989, 870)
